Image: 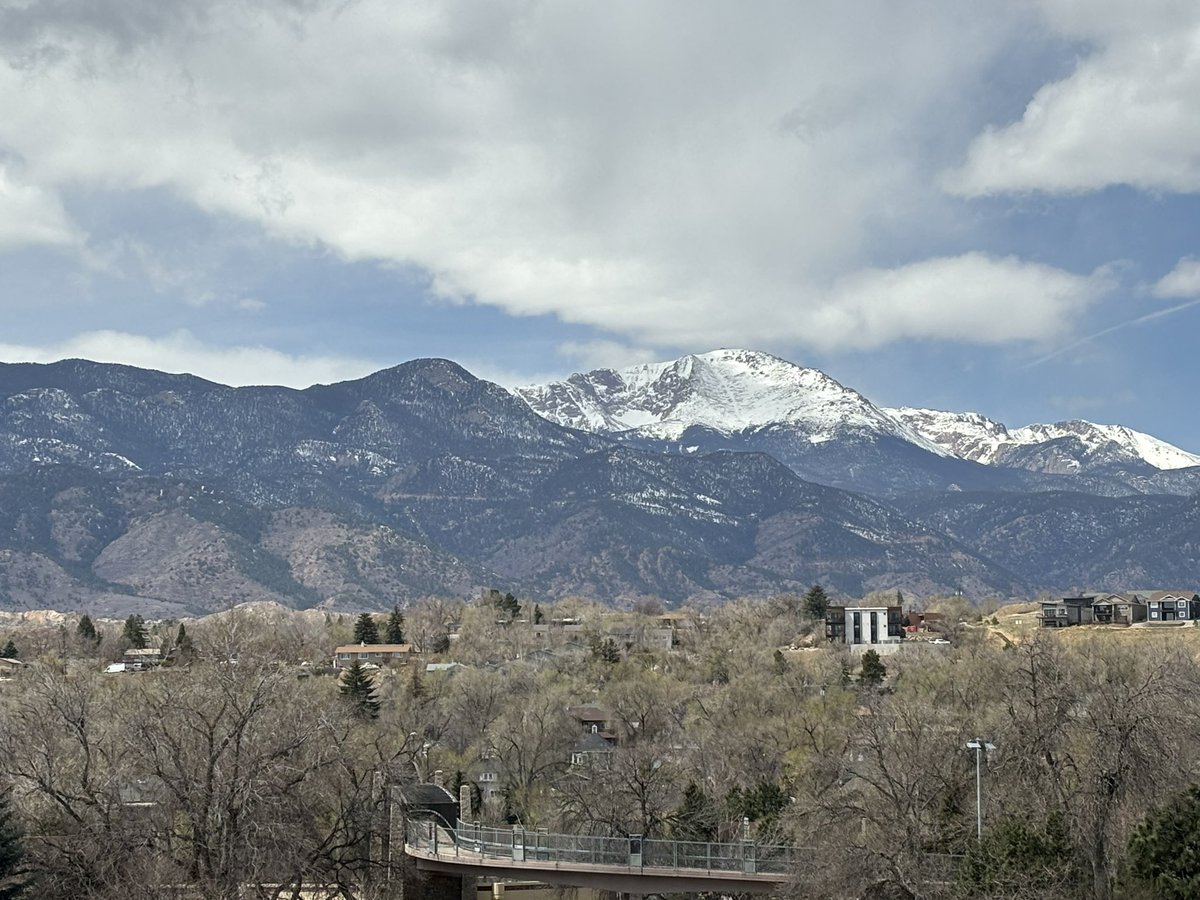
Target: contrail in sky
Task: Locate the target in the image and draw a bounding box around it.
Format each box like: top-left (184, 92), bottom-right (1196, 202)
top-left (1024, 296), bottom-right (1200, 369)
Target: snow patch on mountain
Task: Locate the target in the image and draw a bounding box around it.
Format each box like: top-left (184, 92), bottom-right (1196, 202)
top-left (516, 349), bottom-right (950, 453)
top-left (887, 408), bottom-right (1200, 471)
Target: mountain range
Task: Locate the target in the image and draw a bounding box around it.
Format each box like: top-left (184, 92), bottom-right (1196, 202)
top-left (0, 350), bottom-right (1196, 614)
top-left (516, 349), bottom-right (1200, 496)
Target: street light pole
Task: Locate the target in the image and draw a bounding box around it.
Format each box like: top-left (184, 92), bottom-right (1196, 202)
top-left (965, 738), bottom-right (995, 841)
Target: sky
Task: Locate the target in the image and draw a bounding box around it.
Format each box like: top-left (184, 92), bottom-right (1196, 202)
top-left (2, 1), bottom-right (1200, 448)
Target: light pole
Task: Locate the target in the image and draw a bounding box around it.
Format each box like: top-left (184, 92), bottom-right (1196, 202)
top-left (965, 738), bottom-right (995, 841)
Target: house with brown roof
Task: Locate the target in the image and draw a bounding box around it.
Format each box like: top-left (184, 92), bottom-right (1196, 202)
top-left (333, 642), bottom-right (413, 669)
top-left (1091, 593), bottom-right (1147, 625)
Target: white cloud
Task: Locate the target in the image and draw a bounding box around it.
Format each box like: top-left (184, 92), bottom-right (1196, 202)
top-left (945, 3), bottom-right (1200, 196)
top-left (0, 1), bottom-right (1111, 353)
top-left (809, 253), bottom-right (1111, 351)
top-left (1153, 257), bottom-right (1200, 298)
top-left (0, 331), bottom-right (381, 388)
top-left (0, 163), bottom-right (78, 248)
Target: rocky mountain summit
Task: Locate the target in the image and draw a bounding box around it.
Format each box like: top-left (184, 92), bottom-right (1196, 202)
top-left (519, 350), bottom-right (1200, 495)
top-left (887, 407), bottom-right (1200, 476)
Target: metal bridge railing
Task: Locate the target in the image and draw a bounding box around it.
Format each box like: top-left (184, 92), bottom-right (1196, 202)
top-left (405, 817), bottom-right (801, 878)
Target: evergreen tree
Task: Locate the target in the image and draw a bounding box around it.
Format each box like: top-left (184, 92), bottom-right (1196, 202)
top-left (1129, 783), bottom-right (1200, 898)
top-left (593, 637), bottom-right (621, 665)
top-left (671, 782), bottom-right (718, 842)
top-left (175, 623), bottom-right (194, 654)
top-left (76, 614), bottom-right (99, 644)
top-left (352, 612), bottom-right (381, 645)
top-left (122, 615), bottom-right (148, 649)
top-left (495, 592), bottom-right (521, 621)
top-left (0, 641), bottom-right (15, 660)
top-left (339, 660), bottom-right (381, 719)
top-left (384, 605), bottom-right (406, 644)
top-left (727, 780), bottom-right (790, 830)
top-left (0, 785), bottom-right (28, 900)
top-left (430, 633), bottom-right (451, 654)
top-left (859, 649), bottom-right (887, 687)
top-left (803, 583), bottom-right (829, 620)
top-left (533, 603), bottom-right (545, 625)
top-left (961, 812), bottom-right (1079, 896)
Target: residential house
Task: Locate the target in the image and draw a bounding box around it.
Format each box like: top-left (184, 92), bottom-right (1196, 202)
top-left (332, 643), bottom-right (413, 669)
top-left (470, 749), bottom-right (506, 806)
top-left (825, 604), bottom-right (905, 650)
top-left (570, 731), bottom-right (616, 769)
top-left (1145, 591), bottom-right (1200, 623)
top-left (563, 704), bottom-right (618, 771)
top-left (904, 611), bottom-right (944, 632)
top-left (123, 647), bottom-right (167, 669)
top-left (1091, 593), bottom-right (1148, 625)
top-left (566, 705), bottom-right (615, 737)
top-left (425, 661), bottom-right (469, 676)
top-left (1040, 595), bottom-right (1097, 627)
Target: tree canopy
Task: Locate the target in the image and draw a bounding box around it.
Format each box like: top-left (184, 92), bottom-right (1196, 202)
top-left (352, 612), bottom-right (380, 645)
top-left (122, 615), bottom-right (147, 649)
top-left (803, 583), bottom-right (829, 620)
top-left (0, 785), bottom-right (27, 900)
top-left (1129, 783), bottom-right (1200, 898)
top-left (339, 660), bottom-right (380, 719)
top-left (858, 648), bottom-right (887, 687)
top-left (384, 606), bottom-right (405, 644)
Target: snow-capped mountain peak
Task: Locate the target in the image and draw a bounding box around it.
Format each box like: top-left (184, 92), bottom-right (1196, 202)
top-left (516, 349), bottom-right (949, 453)
top-left (887, 408), bottom-right (1200, 472)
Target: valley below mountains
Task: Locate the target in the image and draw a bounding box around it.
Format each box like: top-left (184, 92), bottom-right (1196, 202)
top-left (0, 350), bottom-right (1197, 614)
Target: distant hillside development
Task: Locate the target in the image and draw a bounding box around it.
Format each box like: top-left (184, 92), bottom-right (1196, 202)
top-left (0, 353), bottom-right (1197, 613)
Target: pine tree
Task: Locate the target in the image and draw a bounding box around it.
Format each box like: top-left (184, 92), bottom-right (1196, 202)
top-left (175, 623), bottom-right (194, 654)
top-left (803, 584), bottom-right (829, 620)
top-left (76, 614), bottom-right (99, 644)
top-left (859, 649), bottom-right (887, 687)
top-left (384, 605), bottom-right (405, 644)
top-left (0, 786), bottom-right (27, 900)
top-left (122, 615), bottom-right (148, 649)
top-left (495, 592), bottom-right (521, 621)
top-left (1130, 784), bottom-right (1200, 897)
top-left (671, 782), bottom-right (718, 842)
top-left (533, 603), bottom-right (545, 624)
top-left (339, 660), bottom-right (381, 719)
top-left (352, 612), bottom-right (381, 645)
top-left (593, 637), bottom-right (621, 665)
top-left (0, 641), bottom-right (15, 660)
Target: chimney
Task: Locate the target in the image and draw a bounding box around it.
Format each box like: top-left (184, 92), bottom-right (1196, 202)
top-left (432, 769), bottom-right (444, 788)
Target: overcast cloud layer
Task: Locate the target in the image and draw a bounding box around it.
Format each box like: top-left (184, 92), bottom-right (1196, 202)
top-left (0, 1), bottom-right (1199, 443)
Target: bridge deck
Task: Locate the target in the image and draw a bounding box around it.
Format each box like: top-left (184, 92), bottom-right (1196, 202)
top-left (405, 820), bottom-right (797, 894)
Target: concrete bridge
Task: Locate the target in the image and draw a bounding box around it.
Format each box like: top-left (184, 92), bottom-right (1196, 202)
top-left (403, 817), bottom-right (799, 896)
